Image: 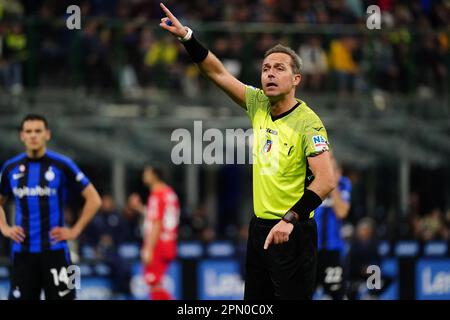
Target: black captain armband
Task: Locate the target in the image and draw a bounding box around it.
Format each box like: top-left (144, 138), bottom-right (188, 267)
top-left (282, 189), bottom-right (323, 223)
top-left (179, 27), bottom-right (209, 63)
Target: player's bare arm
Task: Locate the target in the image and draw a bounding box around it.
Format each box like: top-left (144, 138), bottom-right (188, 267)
top-left (331, 188), bottom-right (350, 219)
top-left (306, 151), bottom-right (336, 199)
top-left (50, 183), bottom-right (102, 243)
top-left (141, 220), bottom-right (162, 265)
top-left (0, 195), bottom-right (25, 243)
top-left (159, 2), bottom-right (246, 108)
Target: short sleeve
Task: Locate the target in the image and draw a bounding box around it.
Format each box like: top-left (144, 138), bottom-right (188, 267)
top-left (0, 165), bottom-right (11, 196)
top-left (64, 159), bottom-right (90, 192)
top-left (302, 115), bottom-right (330, 157)
top-left (244, 85), bottom-right (266, 122)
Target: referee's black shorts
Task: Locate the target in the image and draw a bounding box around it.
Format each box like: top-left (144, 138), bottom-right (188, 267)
top-left (9, 249), bottom-right (76, 300)
top-left (244, 215), bottom-right (318, 300)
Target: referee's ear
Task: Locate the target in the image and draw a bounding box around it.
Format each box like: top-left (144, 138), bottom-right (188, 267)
top-left (293, 74), bottom-right (302, 87)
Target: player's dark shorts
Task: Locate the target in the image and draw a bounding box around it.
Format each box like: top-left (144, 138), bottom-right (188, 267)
top-left (316, 249), bottom-right (345, 299)
top-left (9, 249), bottom-right (76, 300)
top-left (244, 215), bottom-right (317, 300)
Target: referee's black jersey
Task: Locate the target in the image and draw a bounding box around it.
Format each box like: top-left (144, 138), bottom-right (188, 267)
top-left (0, 150), bottom-right (90, 253)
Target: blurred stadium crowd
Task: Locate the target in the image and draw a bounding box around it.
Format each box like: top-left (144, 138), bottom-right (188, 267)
top-left (0, 0), bottom-right (449, 96)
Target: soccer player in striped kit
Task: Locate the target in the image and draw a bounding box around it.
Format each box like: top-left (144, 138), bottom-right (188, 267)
top-left (0, 114), bottom-right (102, 300)
top-left (141, 165), bottom-right (180, 300)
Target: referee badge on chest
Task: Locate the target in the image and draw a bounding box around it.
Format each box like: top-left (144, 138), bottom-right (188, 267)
top-left (262, 139), bottom-right (273, 153)
top-left (45, 167), bottom-right (55, 182)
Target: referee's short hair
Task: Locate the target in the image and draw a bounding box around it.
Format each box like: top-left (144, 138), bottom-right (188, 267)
top-left (20, 114), bottom-right (49, 131)
top-left (264, 44), bottom-right (303, 75)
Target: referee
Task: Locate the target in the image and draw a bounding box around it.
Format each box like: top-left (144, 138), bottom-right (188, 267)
top-left (0, 114), bottom-right (102, 299)
top-left (159, 3), bottom-right (336, 299)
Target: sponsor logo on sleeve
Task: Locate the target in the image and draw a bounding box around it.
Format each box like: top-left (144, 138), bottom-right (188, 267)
top-left (312, 135), bottom-right (329, 152)
top-left (76, 173), bottom-right (85, 182)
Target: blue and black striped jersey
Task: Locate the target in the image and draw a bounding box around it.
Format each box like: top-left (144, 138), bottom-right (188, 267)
top-left (0, 150), bottom-right (90, 253)
top-left (314, 176), bottom-right (352, 251)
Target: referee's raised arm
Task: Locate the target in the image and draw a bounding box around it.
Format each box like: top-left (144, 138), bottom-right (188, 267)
top-left (159, 3), bottom-right (247, 108)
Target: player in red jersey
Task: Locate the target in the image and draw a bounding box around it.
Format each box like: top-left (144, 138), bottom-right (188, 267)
top-left (141, 165), bottom-right (180, 300)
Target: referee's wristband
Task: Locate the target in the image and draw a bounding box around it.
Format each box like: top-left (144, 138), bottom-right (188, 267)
top-left (283, 189), bottom-right (323, 222)
top-left (180, 28), bottom-right (209, 63)
top-left (178, 27), bottom-right (193, 42)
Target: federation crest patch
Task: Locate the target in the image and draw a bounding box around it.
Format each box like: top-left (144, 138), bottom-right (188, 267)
top-left (262, 139), bottom-right (273, 153)
top-left (312, 135), bottom-right (329, 152)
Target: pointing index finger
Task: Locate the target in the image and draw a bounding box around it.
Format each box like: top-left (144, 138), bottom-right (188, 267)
top-left (160, 3), bottom-right (176, 21)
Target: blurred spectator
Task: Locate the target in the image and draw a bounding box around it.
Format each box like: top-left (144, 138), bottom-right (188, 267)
top-left (138, 26), bottom-right (155, 86)
top-left (0, 0), bottom-right (24, 20)
top-left (346, 217), bottom-right (380, 299)
top-left (434, 32), bottom-right (449, 95)
top-left (298, 36), bottom-right (328, 91)
top-left (327, 0), bottom-right (358, 24)
top-left (82, 194), bottom-right (131, 297)
top-left (190, 204), bottom-right (215, 243)
top-left (328, 35), bottom-right (359, 95)
top-left (121, 192), bottom-right (145, 244)
top-left (372, 34), bottom-right (399, 92)
top-left (81, 21), bottom-right (114, 93)
top-left (0, 0), bottom-right (446, 96)
top-left (35, 4), bottom-right (66, 85)
top-left (120, 22), bottom-right (141, 95)
top-left (445, 209), bottom-right (450, 239)
top-left (213, 35), bottom-right (243, 79)
top-left (82, 194), bottom-right (124, 255)
top-left (414, 208), bottom-right (449, 241)
top-left (142, 35), bottom-right (181, 89)
top-left (1, 23), bottom-right (27, 94)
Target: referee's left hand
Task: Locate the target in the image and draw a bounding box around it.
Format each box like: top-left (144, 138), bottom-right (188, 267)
top-left (50, 227), bottom-right (78, 243)
top-left (264, 220), bottom-right (294, 250)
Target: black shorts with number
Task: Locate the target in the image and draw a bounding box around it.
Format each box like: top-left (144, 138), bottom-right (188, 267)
top-left (244, 216), bottom-right (318, 300)
top-left (316, 249), bottom-right (345, 299)
top-left (9, 249), bottom-right (76, 300)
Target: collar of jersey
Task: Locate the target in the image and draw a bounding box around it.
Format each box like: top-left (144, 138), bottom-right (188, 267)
top-left (26, 152), bottom-right (48, 162)
top-left (270, 100), bottom-right (301, 122)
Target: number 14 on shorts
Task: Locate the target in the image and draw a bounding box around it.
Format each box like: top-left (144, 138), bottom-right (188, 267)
top-left (50, 265), bottom-right (81, 290)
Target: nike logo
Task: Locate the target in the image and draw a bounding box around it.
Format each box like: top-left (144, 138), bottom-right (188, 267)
top-left (58, 289), bottom-right (72, 297)
top-left (313, 127), bottom-right (323, 132)
top-left (288, 146), bottom-right (294, 156)
top-left (12, 173), bottom-right (24, 180)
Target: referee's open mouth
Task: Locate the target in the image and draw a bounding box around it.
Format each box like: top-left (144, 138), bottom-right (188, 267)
top-left (264, 82), bottom-right (279, 92)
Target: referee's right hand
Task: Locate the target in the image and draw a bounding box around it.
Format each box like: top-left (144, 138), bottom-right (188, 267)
top-left (0, 225), bottom-right (25, 243)
top-left (264, 220), bottom-right (294, 250)
top-left (159, 3), bottom-right (188, 39)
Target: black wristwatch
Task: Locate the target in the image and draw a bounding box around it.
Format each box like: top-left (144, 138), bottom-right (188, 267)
top-left (282, 210), bottom-right (299, 224)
